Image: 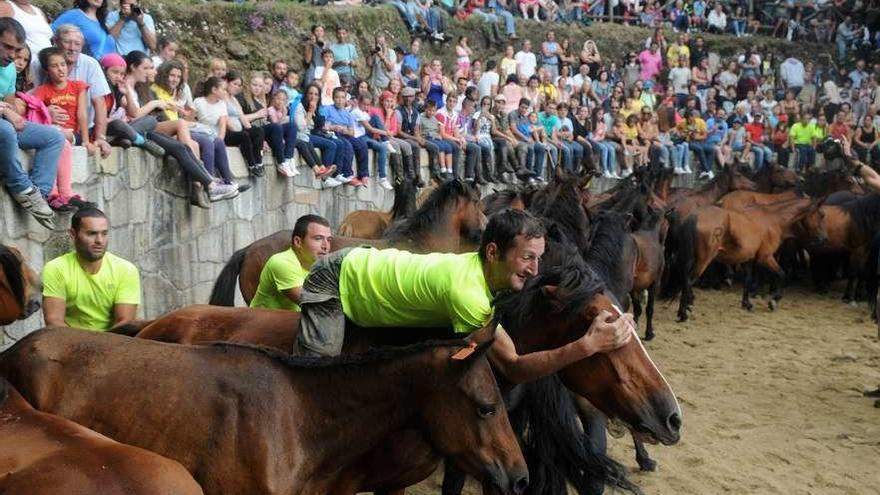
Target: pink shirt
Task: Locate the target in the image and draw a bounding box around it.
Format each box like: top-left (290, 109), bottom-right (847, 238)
top-left (638, 49), bottom-right (663, 81)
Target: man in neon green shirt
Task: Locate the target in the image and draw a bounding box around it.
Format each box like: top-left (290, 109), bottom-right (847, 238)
top-left (250, 215), bottom-right (331, 311)
top-left (42, 207), bottom-right (140, 331)
top-left (789, 112), bottom-right (817, 170)
top-left (297, 209), bottom-right (635, 384)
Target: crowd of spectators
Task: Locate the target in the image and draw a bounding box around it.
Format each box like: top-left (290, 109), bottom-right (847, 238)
top-left (1, 0), bottom-right (880, 228)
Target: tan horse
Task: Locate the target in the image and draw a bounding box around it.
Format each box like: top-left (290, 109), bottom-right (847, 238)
top-left (338, 178), bottom-right (418, 239)
top-left (1, 330), bottom-right (528, 495)
top-left (0, 244), bottom-right (41, 325)
top-left (0, 377), bottom-right (203, 495)
top-left (209, 180), bottom-right (486, 306)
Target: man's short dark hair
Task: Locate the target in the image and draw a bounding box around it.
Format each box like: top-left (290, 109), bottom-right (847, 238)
top-left (479, 209), bottom-right (546, 261)
top-left (292, 215), bottom-right (330, 242)
top-left (0, 17), bottom-right (25, 43)
top-left (71, 207), bottom-right (107, 232)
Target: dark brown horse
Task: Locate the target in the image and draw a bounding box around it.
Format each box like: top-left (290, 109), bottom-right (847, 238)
top-left (630, 208), bottom-right (667, 342)
top-left (0, 377), bottom-right (203, 495)
top-left (0, 244), bottom-right (41, 325)
top-left (0, 330), bottom-right (528, 495)
top-left (338, 177), bottom-right (418, 238)
top-left (746, 164), bottom-right (801, 193)
top-left (664, 197), bottom-right (827, 321)
top-left (666, 165), bottom-right (758, 219)
top-left (716, 189), bottom-right (803, 211)
top-left (209, 179), bottom-right (486, 306)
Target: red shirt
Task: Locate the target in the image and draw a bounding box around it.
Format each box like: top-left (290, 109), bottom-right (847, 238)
top-left (31, 80), bottom-right (89, 133)
top-left (744, 122), bottom-right (765, 143)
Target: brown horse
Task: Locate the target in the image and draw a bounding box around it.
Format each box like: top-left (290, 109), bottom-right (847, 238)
top-left (338, 177), bottom-right (418, 238)
top-left (716, 189), bottom-right (803, 211)
top-left (0, 244), bottom-right (41, 325)
top-left (666, 165), bottom-right (758, 219)
top-left (209, 180), bottom-right (486, 306)
top-left (747, 164), bottom-right (801, 193)
top-left (664, 197), bottom-right (827, 321)
top-left (480, 190), bottom-right (527, 217)
top-left (630, 208), bottom-right (667, 342)
top-left (0, 330), bottom-right (528, 495)
top-left (0, 377), bottom-right (203, 495)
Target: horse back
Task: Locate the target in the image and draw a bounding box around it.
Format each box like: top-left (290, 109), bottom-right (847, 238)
top-left (0, 376), bottom-right (203, 495)
top-left (338, 211), bottom-right (393, 239)
top-left (1, 327), bottom-right (296, 495)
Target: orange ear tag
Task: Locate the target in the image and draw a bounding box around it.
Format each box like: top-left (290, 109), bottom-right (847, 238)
top-left (451, 341), bottom-right (478, 360)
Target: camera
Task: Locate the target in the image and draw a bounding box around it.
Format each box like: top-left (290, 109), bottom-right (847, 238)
top-left (816, 137), bottom-right (843, 161)
top-left (130, 5), bottom-right (142, 16)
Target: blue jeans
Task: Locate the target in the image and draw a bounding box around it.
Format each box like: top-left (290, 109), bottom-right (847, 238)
top-left (559, 141), bottom-right (584, 171)
top-left (795, 144), bottom-right (815, 170)
top-left (732, 19), bottom-right (745, 36)
top-left (264, 122), bottom-right (296, 163)
top-left (837, 38), bottom-right (848, 65)
top-left (690, 141), bottom-right (715, 173)
top-left (358, 135), bottom-right (388, 178)
top-left (389, 0), bottom-right (418, 30)
top-left (309, 134), bottom-right (337, 167)
top-left (473, 8), bottom-right (516, 35)
top-left (525, 142), bottom-right (546, 177)
top-left (0, 120), bottom-right (64, 196)
top-left (340, 134), bottom-right (369, 178)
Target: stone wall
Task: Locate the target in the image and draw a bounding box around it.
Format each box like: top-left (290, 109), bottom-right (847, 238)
top-left (1, 147), bottom-right (396, 349)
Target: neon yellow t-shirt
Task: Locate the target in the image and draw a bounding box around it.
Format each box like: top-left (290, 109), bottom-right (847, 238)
top-left (150, 84), bottom-right (179, 121)
top-left (249, 248), bottom-right (308, 312)
top-left (339, 248), bottom-right (493, 333)
top-left (789, 123), bottom-right (816, 145)
top-left (42, 251), bottom-right (141, 331)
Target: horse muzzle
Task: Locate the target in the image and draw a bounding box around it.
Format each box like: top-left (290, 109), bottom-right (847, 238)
top-left (484, 462), bottom-right (529, 495)
top-left (23, 297), bottom-right (41, 319)
top-left (632, 408), bottom-right (682, 446)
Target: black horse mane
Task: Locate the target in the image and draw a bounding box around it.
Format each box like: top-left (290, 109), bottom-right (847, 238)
top-left (0, 378), bottom-right (9, 407)
top-left (0, 245), bottom-right (25, 306)
top-left (529, 176), bottom-right (592, 255)
top-left (389, 177), bottom-right (418, 221)
top-left (587, 211), bottom-right (633, 302)
top-left (482, 190), bottom-right (522, 217)
top-left (385, 180), bottom-right (478, 241)
top-left (213, 338), bottom-right (470, 370)
top-left (494, 246), bottom-right (605, 334)
top-left (842, 193), bottom-right (880, 238)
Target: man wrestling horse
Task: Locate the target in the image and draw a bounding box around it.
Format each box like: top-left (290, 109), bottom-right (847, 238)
top-left (296, 208), bottom-right (636, 383)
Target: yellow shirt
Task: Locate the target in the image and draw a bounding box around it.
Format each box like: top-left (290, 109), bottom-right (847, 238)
top-left (339, 248), bottom-right (493, 333)
top-left (249, 248), bottom-right (308, 312)
top-left (151, 84), bottom-right (179, 121)
top-left (42, 252), bottom-right (141, 331)
top-left (538, 82), bottom-right (559, 102)
top-left (789, 122), bottom-right (816, 145)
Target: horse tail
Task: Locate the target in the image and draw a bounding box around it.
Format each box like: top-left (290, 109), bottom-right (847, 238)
top-left (107, 319), bottom-right (154, 337)
top-left (208, 247), bottom-right (248, 306)
top-left (661, 214), bottom-right (697, 301)
top-left (510, 375), bottom-right (641, 495)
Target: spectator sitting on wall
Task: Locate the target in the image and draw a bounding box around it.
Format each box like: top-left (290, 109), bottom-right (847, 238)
top-left (0, 0), bottom-right (53, 60)
top-left (106, 0), bottom-right (155, 55)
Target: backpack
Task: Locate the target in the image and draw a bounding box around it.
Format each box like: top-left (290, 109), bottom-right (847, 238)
top-left (16, 92), bottom-right (52, 125)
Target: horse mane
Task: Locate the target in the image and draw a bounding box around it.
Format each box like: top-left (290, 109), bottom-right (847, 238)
top-left (390, 177), bottom-right (418, 221)
top-left (0, 378), bottom-right (8, 407)
top-left (0, 245), bottom-right (24, 306)
top-left (385, 180), bottom-right (477, 241)
top-left (841, 193), bottom-right (880, 237)
top-left (586, 211), bottom-right (632, 301)
top-left (529, 176), bottom-right (591, 255)
top-left (482, 190), bottom-right (522, 217)
top-left (212, 338), bottom-right (469, 371)
top-left (494, 247), bottom-right (605, 333)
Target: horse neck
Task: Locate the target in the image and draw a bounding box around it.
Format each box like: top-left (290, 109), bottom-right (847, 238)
top-left (422, 203), bottom-right (460, 252)
top-left (762, 199), bottom-right (813, 231)
top-left (284, 355), bottom-right (433, 468)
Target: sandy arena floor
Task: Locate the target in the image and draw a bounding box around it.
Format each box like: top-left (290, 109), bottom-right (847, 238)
top-left (407, 286), bottom-right (880, 495)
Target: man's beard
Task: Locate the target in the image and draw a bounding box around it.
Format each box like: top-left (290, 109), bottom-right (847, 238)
top-left (75, 244), bottom-right (105, 262)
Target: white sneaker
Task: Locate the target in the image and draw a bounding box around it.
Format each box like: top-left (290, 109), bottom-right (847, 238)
top-left (386, 142), bottom-right (398, 154)
top-left (603, 170), bottom-right (614, 178)
top-left (338, 175), bottom-right (353, 184)
top-left (698, 171), bottom-right (709, 179)
top-left (673, 167), bottom-right (686, 175)
top-left (379, 177), bottom-right (394, 190)
top-left (323, 177), bottom-right (343, 188)
top-left (683, 165), bottom-right (693, 174)
top-left (208, 182), bottom-right (240, 201)
top-left (611, 172), bottom-right (622, 179)
top-left (706, 170), bottom-right (715, 180)
top-left (620, 168), bottom-right (632, 178)
top-left (276, 163), bottom-right (292, 177)
top-left (286, 159), bottom-right (301, 176)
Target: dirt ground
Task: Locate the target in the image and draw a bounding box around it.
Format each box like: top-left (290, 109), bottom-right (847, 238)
top-left (406, 286), bottom-right (880, 495)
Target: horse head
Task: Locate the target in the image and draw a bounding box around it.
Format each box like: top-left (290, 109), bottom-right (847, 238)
top-left (0, 245), bottom-right (41, 325)
top-left (796, 197), bottom-right (829, 247)
top-left (496, 262), bottom-right (682, 447)
top-left (452, 180), bottom-right (488, 248)
top-left (421, 340), bottom-right (529, 495)
top-left (725, 164), bottom-right (758, 192)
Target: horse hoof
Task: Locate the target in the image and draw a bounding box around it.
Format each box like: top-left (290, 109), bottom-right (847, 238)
top-left (741, 301), bottom-right (753, 311)
top-left (849, 301), bottom-right (858, 308)
top-left (638, 458), bottom-right (658, 472)
top-left (768, 299), bottom-right (778, 311)
top-left (724, 278), bottom-right (733, 288)
top-left (644, 331), bottom-right (655, 341)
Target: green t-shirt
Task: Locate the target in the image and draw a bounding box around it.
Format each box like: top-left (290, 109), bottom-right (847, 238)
top-left (789, 122), bottom-right (816, 145)
top-left (42, 251), bottom-right (141, 331)
top-left (339, 248), bottom-right (493, 333)
top-left (249, 248), bottom-right (308, 311)
top-left (0, 64), bottom-right (15, 98)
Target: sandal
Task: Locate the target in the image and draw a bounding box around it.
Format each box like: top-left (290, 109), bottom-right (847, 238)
top-left (314, 165), bottom-right (336, 179)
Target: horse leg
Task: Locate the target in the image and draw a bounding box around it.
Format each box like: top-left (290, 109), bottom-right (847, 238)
top-left (645, 285), bottom-right (657, 341)
top-left (633, 435), bottom-right (657, 472)
top-left (759, 255), bottom-right (786, 311)
top-left (573, 396), bottom-right (608, 495)
top-left (631, 290), bottom-right (643, 325)
top-left (441, 460), bottom-right (467, 495)
top-left (741, 262), bottom-right (754, 311)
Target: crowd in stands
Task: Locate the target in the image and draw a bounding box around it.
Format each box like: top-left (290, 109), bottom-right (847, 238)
top-left (1, 0), bottom-right (880, 228)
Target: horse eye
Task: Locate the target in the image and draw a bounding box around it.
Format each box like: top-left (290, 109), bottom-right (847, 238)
top-left (477, 404), bottom-right (497, 418)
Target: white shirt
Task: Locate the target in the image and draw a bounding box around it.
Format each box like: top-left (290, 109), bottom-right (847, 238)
top-left (669, 67), bottom-right (691, 94)
top-left (477, 71), bottom-right (500, 99)
top-left (779, 58), bottom-right (805, 88)
top-left (193, 97), bottom-right (228, 133)
top-left (349, 107), bottom-right (369, 138)
top-left (7, 0), bottom-right (52, 58)
top-left (515, 51), bottom-right (537, 79)
top-left (707, 10), bottom-right (726, 30)
top-left (572, 73), bottom-right (592, 90)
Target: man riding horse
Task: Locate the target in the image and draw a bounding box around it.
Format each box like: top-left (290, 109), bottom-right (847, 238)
top-left (296, 208), bottom-right (636, 383)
